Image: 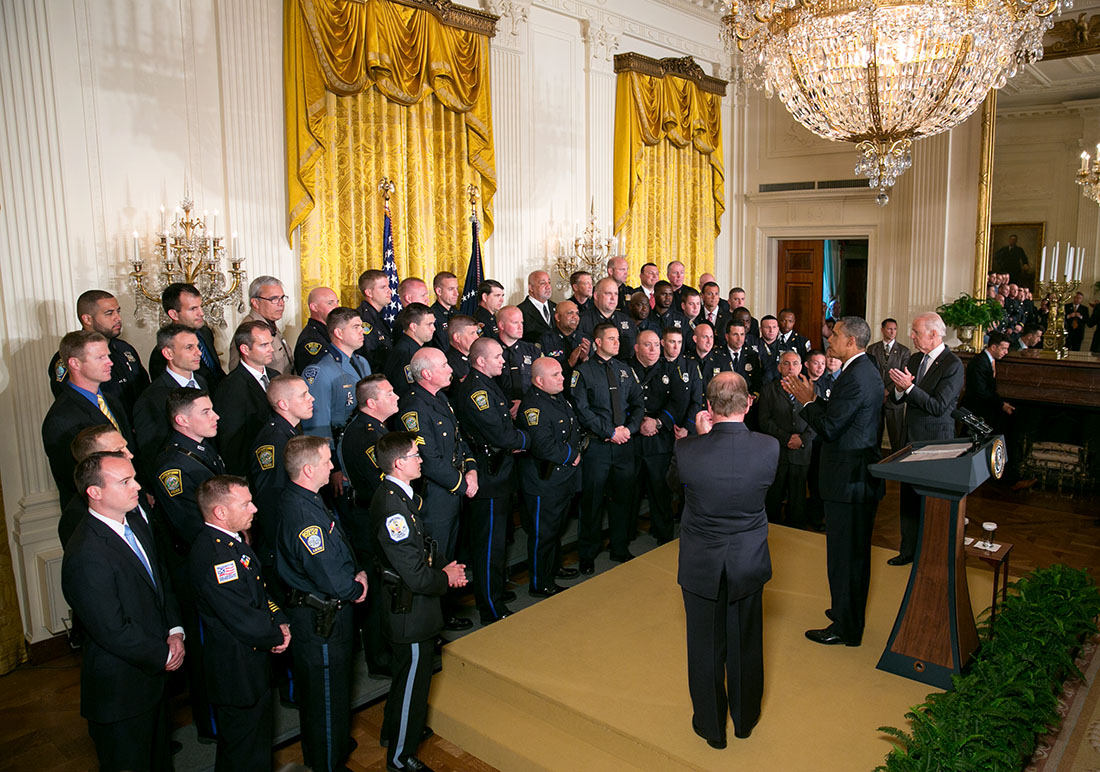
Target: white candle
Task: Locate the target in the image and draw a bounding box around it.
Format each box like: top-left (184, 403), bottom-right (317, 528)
top-left (1052, 243), bottom-right (1059, 281)
top-left (1082, 152), bottom-right (1090, 172)
top-left (1040, 246), bottom-right (1046, 282)
top-left (132, 231), bottom-right (139, 263)
top-left (1078, 249), bottom-right (1084, 281)
top-left (159, 205), bottom-right (166, 231)
top-left (232, 231), bottom-right (238, 257)
top-left (1066, 245), bottom-right (1074, 281)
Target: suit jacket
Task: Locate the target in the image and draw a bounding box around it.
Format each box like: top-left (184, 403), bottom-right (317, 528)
top-left (518, 297), bottom-right (556, 344)
top-left (756, 380), bottom-right (814, 464)
top-left (696, 307), bottom-right (731, 337)
top-left (62, 512), bottom-right (181, 722)
top-left (213, 364), bottom-right (279, 476)
top-left (960, 351), bottom-right (1000, 424)
top-left (228, 310), bottom-right (293, 374)
top-left (42, 385), bottom-right (135, 505)
top-left (799, 353), bottom-right (883, 503)
top-left (866, 339), bottom-right (910, 389)
top-left (132, 370), bottom-right (208, 482)
top-left (894, 347), bottom-right (963, 441)
top-left (149, 324), bottom-right (225, 390)
top-left (669, 422), bottom-right (778, 601)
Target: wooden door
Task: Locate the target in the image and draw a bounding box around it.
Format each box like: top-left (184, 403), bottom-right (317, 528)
top-left (776, 240), bottom-right (824, 348)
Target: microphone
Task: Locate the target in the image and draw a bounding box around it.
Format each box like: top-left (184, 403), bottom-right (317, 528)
top-left (951, 407), bottom-right (993, 438)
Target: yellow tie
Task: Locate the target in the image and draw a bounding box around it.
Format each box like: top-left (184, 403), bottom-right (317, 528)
top-left (96, 393), bottom-right (121, 432)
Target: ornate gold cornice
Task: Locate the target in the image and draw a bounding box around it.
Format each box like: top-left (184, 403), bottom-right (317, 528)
top-left (1042, 11), bottom-right (1100, 60)
top-left (382, 0), bottom-right (499, 36)
top-left (612, 53), bottom-right (727, 95)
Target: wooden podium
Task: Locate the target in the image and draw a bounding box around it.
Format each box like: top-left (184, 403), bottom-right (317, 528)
top-left (870, 436), bottom-right (1005, 689)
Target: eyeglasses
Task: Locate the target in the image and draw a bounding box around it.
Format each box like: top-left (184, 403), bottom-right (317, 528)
top-left (399, 452), bottom-right (421, 459)
top-left (257, 294), bottom-right (289, 304)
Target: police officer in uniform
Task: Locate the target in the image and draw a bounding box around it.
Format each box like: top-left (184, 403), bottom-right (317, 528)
top-left (48, 289), bottom-right (149, 419)
top-left (397, 347), bottom-right (477, 631)
top-left (752, 316), bottom-right (783, 385)
top-left (777, 309), bottom-right (813, 357)
top-left (572, 321), bottom-right (645, 573)
top-left (495, 306), bottom-right (539, 404)
top-left (630, 330), bottom-right (677, 544)
top-left (661, 327), bottom-right (704, 436)
top-left (652, 281), bottom-right (691, 337)
top-left (356, 269), bottom-right (395, 372)
top-left (690, 321), bottom-right (724, 391)
top-left (518, 357), bottom-right (586, 595)
top-left (429, 271), bottom-right (459, 351)
top-left (444, 315), bottom-right (479, 387)
top-left (452, 338), bottom-right (531, 621)
top-left (301, 307), bottom-right (370, 458)
top-left (277, 436), bottom-right (368, 772)
top-left (294, 286), bottom-right (339, 373)
top-left (713, 321), bottom-right (763, 398)
top-left (190, 476), bottom-right (290, 772)
top-left (371, 432), bottom-right (468, 772)
top-left (474, 279), bottom-right (505, 339)
top-left (385, 303), bottom-right (436, 398)
top-left (579, 277), bottom-right (638, 361)
top-left (538, 301), bottom-right (591, 391)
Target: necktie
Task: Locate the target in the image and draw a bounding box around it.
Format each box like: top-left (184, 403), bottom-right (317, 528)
top-left (917, 354), bottom-right (931, 383)
top-left (96, 393), bottom-right (120, 432)
top-left (196, 335), bottom-right (215, 369)
top-left (349, 356), bottom-right (366, 379)
top-left (123, 520), bottom-right (155, 585)
top-left (708, 311), bottom-right (715, 325)
top-left (732, 350), bottom-right (739, 369)
top-left (543, 304), bottom-right (551, 324)
top-left (991, 358), bottom-right (996, 377)
top-left (604, 360), bottom-right (625, 426)
top-left (260, 371), bottom-right (270, 391)
top-left (186, 377), bottom-right (198, 389)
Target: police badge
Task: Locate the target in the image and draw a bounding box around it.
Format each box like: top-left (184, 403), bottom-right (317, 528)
top-left (298, 525), bottom-right (325, 555)
top-left (305, 341), bottom-right (322, 355)
top-left (401, 411), bottom-right (420, 432)
top-left (255, 445), bottom-right (275, 471)
top-left (661, 374), bottom-right (669, 384)
top-left (524, 407), bottom-right (540, 426)
top-left (681, 372), bottom-right (690, 383)
top-left (745, 363), bottom-right (753, 372)
top-left (159, 469), bottom-right (183, 497)
top-left (471, 390), bottom-right (490, 411)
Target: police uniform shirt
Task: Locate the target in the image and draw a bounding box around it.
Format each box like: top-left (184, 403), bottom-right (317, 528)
top-left (384, 334), bottom-right (422, 398)
top-left (445, 346), bottom-right (470, 388)
top-left (452, 368), bottom-right (529, 497)
top-left (616, 283), bottom-right (634, 312)
top-left (629, 358), bottom-right (677, 455)
top-left (356, 301), bottom-right (393, 373)
top-left (814, 373), bottom-right (837, 401)
top-left (397, 384), bottom-right (476, 496)
top-left (474, 306), bottom-right (499, 339)
top-left (652, 308), bottom-right (690, 337)
top-left (538, 326), bottom-right (591, 388)
top-left (498, 338), bottom-right (539, 402)
top-left (713, 345), bottom-right (764, 396)
top-left (429, 301), bottom-right (454, 351)
top-left (777, 330), bottom-right (812, 357)
top-left (338, 411), bottom-right (388, 508)
top-left (571, 354), bottom-right (645, 439)
top-left (275, 483), bottom-right (359, 601)
top-left (664, 354), bottom-right (705, 433)
top-left (569, 295), bottom-right (594, 315)
top-left (671, 284), bottom-right (697, 311)
top-left (300, 348), bottom-right (371, 450)
top-left (49, 335), bottom-right (150, 417)
top-left (294, 318), bottom-right (332, 374)
top-left (751, 337), bottom-right (782, 383)
top-left (578, 307), bottom-right (637, 362)
top-left (250, 414), bottom-right (302, 559)
top-left (635, 315), bottom-right (662, 336)
top-left (517, 386), bottom-right (585, 493)
top-left (153, 431), bottom-right (226, 548)
top-left (691, 349), bottom-right (726, 390)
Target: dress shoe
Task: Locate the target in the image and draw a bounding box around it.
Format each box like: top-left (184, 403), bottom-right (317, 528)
top-left (887, 555), bottom-right (913, 566)
top-left (380, 725), bottom-right (434, 748)
top-left (691, 719), bottom-right (727, 749)
top-left (825, 608), bottom-right (836, 622)
top-left (387, 754), bottom-right (436, 771)
top-left (609, 551), bottom-right (635, 563)
top-left (480, 608), bottom-right (513, 625)
top-left (556, 566), bottom-right (579, 580)
top-left (529, 584), bottom-right (566, 598)
top-left (443, 615), bottom-right (473, 631)
top-left (579, 558), bottom-right (595, 575)
top-left (805, 627), bottom-right (859, 647)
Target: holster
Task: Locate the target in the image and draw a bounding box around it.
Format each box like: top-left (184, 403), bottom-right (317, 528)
top-left (286, 588), bottom-right (343, 638)
top-left (381, 567), bottom-right (413, 614)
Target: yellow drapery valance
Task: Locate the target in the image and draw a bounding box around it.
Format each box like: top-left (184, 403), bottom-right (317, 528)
top-left (612, 57), bottom-right (725, 281)
top-left (285, 0), bottom-right (496, 243)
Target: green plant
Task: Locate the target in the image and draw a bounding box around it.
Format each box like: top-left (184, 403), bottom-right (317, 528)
top-left (936, 293), bottom-right (1005, 329)
top-left (875, 564), bottom-right (1100, 772)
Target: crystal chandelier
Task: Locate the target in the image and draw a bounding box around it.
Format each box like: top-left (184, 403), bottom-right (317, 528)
top-left (1079, 146), bottom-right (1100, 206)
top-left (721, 0), bottom-right (1069, 205)
top-left (551, 201), bottom-right (620, 290)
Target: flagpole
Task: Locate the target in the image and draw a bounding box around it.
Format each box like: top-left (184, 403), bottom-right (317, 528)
top-left (378, 177), bottom-right (401, 327)
top-left (459, 184), bottom-right (485, 317)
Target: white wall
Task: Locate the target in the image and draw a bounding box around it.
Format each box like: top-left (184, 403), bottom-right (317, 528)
top-left (0, 0), bottom-right (982, 644)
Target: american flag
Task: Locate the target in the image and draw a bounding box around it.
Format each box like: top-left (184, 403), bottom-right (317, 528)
top-left (381, 209), bottom-right (402, 327)
top-left (458, 214), bottom-right (484, 317)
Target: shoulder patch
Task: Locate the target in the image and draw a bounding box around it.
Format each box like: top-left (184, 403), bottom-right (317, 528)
top-left (386, 513), bottom-right (410, 542)
top-left (363, 322), bottom-right (373, 335)
top-left (302, 365), bottom-right (319, 386)
top-left (305, 341), bottom-right (322, 355)
top-left (571, 370), bottom-right (580, 388)
top-left (404, 364), bottom-right (414, 384)
top-left (401, 411), bottom-right (420, 432)
top-left (214, 560), bottom-right (239, 584)
top-left (366, 445), bottom-right (378, 469)
top-left (471, 390), bottom-right (490, 411)
top-left (158, 469), bottom-right (183, 497)
top-left (54, 358), bottom-right (67, 382)
top-left (255, 444), bottom-right (275, 470)
top-left (298, 525), bottom-right (325, 555)
top-left (524, 407), bottom-right (540, 426)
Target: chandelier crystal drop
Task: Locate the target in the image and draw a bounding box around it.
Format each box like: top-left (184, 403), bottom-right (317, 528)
top-left (721, 0), bottom-right (1069, 204)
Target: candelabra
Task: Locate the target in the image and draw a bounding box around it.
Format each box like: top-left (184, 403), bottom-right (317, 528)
top-left (1078, 146), bottom-right (1100, 205)
top-left (129, 194), bottom-right (246, 328)
top-left (552, 203), bottom-right (620, 290)
top-left (1038, 278), bottom-right (1081, 357)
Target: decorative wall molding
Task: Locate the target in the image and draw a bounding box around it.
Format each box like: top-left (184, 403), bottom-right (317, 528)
top-left (613, 52), bottom-right (727, 94)
top-left (582, 21), bottom-right (620, 70)
top-left (391, 0), bottom-right (500, 36)
top-left (484, 0), bottom-right (530, 47)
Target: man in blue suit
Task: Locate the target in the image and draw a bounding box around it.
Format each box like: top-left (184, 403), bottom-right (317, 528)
top-left (669, 372), bottom-right (778, 747)
top-left (784, 316), bottom-right (883, 647)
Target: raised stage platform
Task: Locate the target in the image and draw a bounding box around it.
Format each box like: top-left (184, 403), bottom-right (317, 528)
top-left (428, 524), bottom-right (995, 771)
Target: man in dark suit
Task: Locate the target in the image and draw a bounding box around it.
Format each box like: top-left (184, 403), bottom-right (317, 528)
top-left (669, 372), bottom-right (778, 746)
top-left (887, 312), bottom-right (964, 565)
top-left (713, 320), bottom-right (763, 398)
top-left (783, 316), bottom-right (883, 647)
top-left (62, 452), bottom-right (184, 771)
top-left (147, 283), bottom-right (226, 390)
top-left (519, 269), bottom-right (556, 344)
top-left (758, 351), bottom-right (815, 527)
top-left (58, 426), bottom-right (135, 548)
top-left (866, 318), bottom-right (909, 452)
top-left (42, 330), bottom-right (135, 506)
top-left (213, 320), bottom-right (280, 476)
top-left (697, 282), bottom-right (730, 339)
top-left (1065, 292), bottom-right (1088, 351)
top-left (190, 476), bottom-right (290, 772)
top-left (961, 331), bottom-right (1015, 430)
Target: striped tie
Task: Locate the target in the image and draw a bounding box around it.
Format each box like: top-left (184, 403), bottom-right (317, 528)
top-left (123, 520), bottom-right (155, 585)
top-left (96, 393), bottom-right (120, 432)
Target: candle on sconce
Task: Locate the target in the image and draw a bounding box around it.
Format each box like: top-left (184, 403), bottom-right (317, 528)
top-left (1052, 242), bottom-right (1059, 281)
top-left (232, 231), bottom-right (238, 257)
top-left (1040, 246), bottom-right (1046, 282)
top-left (159, 205), bottom-right (166, 232)
top-left (212, 210), bottom-right (218, 240)
top-left (1082, 152), bottom-right (1091, 173)
top-left (1066, 245), bottom-right (1074, 282)
top-left (132, 231), bottom-right (140, 264)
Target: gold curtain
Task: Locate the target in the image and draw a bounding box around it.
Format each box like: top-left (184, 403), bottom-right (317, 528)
top-left (613, 69), bottom-right (724, 283)
top-left (285, 0), bottom-right (496, 306)
top-left (0, 475), bottom-right (26, 675)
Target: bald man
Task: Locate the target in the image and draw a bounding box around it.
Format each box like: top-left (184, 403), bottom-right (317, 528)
top-left (519, 270), bottom-right (557, 343)
top-left (295, 286), bottom-right (339, 373)
top-left (496, 306), bottom-right (540, 404)
top-left (607, 256), bottom-right (634, 312)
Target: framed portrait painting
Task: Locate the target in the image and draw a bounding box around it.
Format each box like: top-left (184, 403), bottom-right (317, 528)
top-left (989, 223), bottom-right (1044, 291)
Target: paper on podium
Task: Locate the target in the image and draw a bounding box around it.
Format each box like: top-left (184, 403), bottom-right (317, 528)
top-left (899, 442), bottom-right (973, 462)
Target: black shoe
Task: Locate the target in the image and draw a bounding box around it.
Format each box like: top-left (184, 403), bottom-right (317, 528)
top-left (480, 607), bottom-right (513, 625)
top-left (887, 555), bottom-right (913, 566)
top-left (501, 590), bottom-right (517, 603)
top-left (556, 567), bottom-right (579, 580)
top-left (805, 627), bottom-right (859, 646)
top-left (380, 725), bottom-right (434, 748)
top-left (387, 754), bottom-right (436, 771)
top-left (529, 584), bottom-right (566, 598)
top-left (825, 608), bottom-right (836, 622)
top-left (443, 615), bottom-right (473, 631)
top-left (609, 551), bottom-right (635, 563)
top-left (691, 719), bottom-right (727, 749)
top-left (579, 558), bottom-right (595, 575)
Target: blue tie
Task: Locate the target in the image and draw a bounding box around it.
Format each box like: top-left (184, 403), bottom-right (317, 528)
top-left (196, 335), bottom-right (215, 369)
top-left (124, 520), bottom-right (155, 586)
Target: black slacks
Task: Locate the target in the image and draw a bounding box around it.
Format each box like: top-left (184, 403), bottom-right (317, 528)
top-left (420, 483), bottom-right (461, 563)
top-left (469, 495), bottom-right (511, 621)
top-left (212, 690), bottom-right (274, 772)
top-left (682, 583), bottom-right (764, 741)
top-left (383, 638), bottom-right (434, 768)
top-left (87, 697), bottom-right (170, 772)
top-left (824, 499), bottom-right (878, 643)
top-left (764, 459), bottom-right (808, 526)
top-left (634, 451), bottom-right (674, 542)
top-left (578, 441), bottom-right (634, 559)
top-left (522, 489), bottom-right (570, 591)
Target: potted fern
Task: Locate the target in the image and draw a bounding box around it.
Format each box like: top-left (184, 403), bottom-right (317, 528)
top-left (936, 294), bottom-right (1005, 353)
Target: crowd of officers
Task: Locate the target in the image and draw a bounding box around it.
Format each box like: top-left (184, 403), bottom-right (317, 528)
top-left (45, 261), bottom-right (867, 772)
